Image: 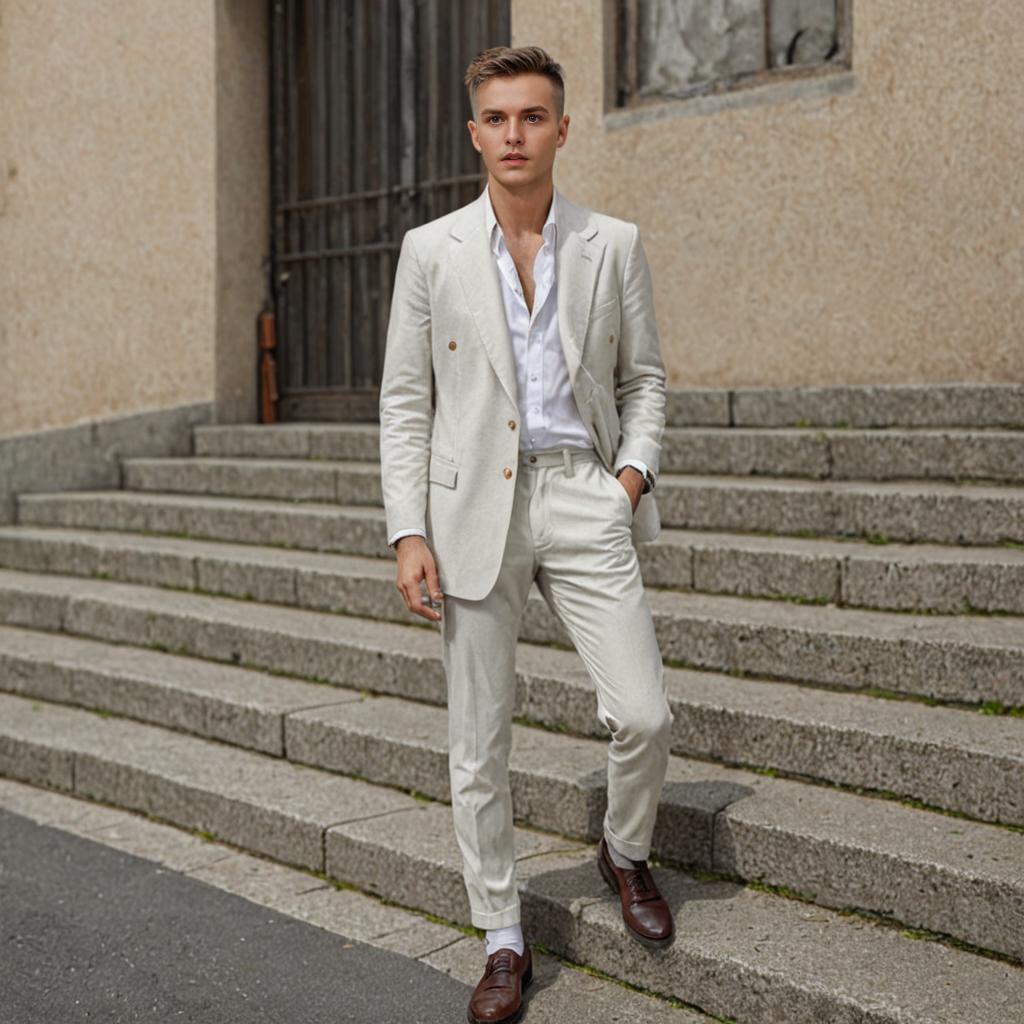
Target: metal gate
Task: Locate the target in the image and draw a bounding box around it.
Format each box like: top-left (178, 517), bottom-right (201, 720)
top-left (267, 0), bottom-right (510, 422)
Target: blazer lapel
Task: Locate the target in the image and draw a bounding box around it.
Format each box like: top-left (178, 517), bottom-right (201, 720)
top-left (449, 185), bottom-right (604, 411)
top-left (554, 187), bottom-right (603, 392)
top-left (450, 193), bottom-right (518, 409)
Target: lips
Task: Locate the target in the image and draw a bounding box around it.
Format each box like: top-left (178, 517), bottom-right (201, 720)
top-left (502, 153), bottom-right (527, 161)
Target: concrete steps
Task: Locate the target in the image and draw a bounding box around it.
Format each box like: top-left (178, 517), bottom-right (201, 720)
top-left (0, 559), bottom-right (1021, 806)
top-left (3, 530), bottom-right (1023, 706)
top-left (32, 466), bottom-right (1024, 548)
top-left (656, 474), bottom-right (1024, 546)
top-left (666, 383), bottom-right (1024, 429)
top-left (660, 427), bottom-right (1024, 483)
top-left (4, 386), bottom-right (1023, 1018)
top-left (0, 623), bottom-right (1020, 961)
top-left (2, 689), bottom-right (1021, 1022)
top-left (187, 425), bottom-right (1024, 482)
top-left (190, 385), bottom-right (1024, 447)
top-left (7, 513), bottom-right (1024, 616)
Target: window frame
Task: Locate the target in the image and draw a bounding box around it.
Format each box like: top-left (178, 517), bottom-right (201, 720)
top-left (605, 0), bottom-right (854, 118)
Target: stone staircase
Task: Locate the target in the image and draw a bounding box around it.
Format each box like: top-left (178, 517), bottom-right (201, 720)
top-left (1, 383), bottom-right (1022, 1022)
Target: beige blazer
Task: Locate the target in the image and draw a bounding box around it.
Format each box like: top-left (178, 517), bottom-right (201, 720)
top-left (379, 185), bottom-right (667, 601)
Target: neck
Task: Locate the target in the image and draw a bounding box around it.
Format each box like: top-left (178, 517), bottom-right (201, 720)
top-left (487, 175), bottom-right (553, 240)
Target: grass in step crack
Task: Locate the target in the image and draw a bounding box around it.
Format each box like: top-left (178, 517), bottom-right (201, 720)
top-left (520, 703), bottom-right (1024, 837)
top-left (175, 820), bottom-right (483, 947)
top-left (978, 699), bottom-right (1024, 718)
top-left (513, 714), bottom-right (572, 735)
top-left (662, 652), bottom-right (1023, 716)
top-left (528, 941), bottom-right (724, 1018)
top-left (672, 863), bottom-right (1023, 968)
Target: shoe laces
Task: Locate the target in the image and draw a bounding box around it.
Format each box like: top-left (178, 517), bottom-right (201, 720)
top-left (487, 948), bottom-right (517, 978)
top-left (624, 863), bottom-right (658, 902)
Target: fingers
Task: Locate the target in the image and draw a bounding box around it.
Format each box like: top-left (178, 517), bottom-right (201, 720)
top-left (424, 561), bottom-right (444, 607)
top-left (396, 550), bottom-right (443, 622)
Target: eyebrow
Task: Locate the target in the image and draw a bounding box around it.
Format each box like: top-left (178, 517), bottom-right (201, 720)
top-left (479, 105), bottom-right (549, 116)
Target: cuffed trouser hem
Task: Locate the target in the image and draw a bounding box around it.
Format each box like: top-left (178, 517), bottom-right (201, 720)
top-left (604, 821), bottom-right (652, 862)
top-left (469, 900), bottom-right (522, 929)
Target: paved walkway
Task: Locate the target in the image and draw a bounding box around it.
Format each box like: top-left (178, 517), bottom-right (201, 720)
top-left (0, 808), bottom-right (469, 1023)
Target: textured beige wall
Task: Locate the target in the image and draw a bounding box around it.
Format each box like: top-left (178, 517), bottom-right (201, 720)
top-left (0, 0), bottom-right (266, 440)
top-left (515, 0), bottom-right (1023, 388)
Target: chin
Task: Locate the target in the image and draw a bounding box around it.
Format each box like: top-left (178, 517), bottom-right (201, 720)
top-left (495, 162), bottom-right (535, 180)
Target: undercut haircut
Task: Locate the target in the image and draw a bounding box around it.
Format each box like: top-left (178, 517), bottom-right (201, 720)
top-left (464, 45), bottom-right (565, 123)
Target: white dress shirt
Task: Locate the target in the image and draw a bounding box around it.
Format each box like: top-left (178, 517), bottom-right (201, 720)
top-left (388, 184), bottom-right (652, 548)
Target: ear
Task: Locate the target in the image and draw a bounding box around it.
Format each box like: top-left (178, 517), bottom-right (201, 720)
top-left (558, 114), bottom-right (570, 147)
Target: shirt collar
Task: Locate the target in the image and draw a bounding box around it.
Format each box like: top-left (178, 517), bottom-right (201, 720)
top-left (483, 183), bottom-right (557, 255)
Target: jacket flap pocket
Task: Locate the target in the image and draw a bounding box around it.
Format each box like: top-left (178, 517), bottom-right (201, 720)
top-left (590, 295), bottom-right (620, 318)
top-left (428, 454), bottom-right (458, 488)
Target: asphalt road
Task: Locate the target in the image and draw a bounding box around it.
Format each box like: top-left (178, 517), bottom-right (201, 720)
top-left (0, 808), bottom-right (470, 1023)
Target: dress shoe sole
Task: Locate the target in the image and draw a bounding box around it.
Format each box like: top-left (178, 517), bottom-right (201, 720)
top-left (466, 960), bottom-right (533, 1024)
top-left (598, 846), bottom-right (675, 950)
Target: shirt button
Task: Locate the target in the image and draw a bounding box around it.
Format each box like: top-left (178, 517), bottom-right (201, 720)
top-left (528, 455), bottom-right (537, 463)
top-left (449, 339), bottom-right (457, 350)
top-left (508, 419), bottom-right (516, 430)
top-left (608, 334), bottom-right (615, 344)
top-left (503, 467), bottom-right (513, 479)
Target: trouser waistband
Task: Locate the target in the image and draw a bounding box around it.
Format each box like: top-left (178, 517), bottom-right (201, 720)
top-left (519, 446), bottom-right (600, 477)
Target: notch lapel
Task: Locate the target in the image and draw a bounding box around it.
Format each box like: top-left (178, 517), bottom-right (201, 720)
top-left (450, 193), bottom-right (518, 409)
top-left (448, 186), bottom-right (604, 410)
top-left (554, 188), bottom-right (604, 392)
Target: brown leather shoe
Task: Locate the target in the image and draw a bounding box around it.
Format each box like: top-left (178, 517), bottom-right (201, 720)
top-left (467, 944), bottom-right (533, 1024)
top-left (597, 837), bottom-right (674, 948)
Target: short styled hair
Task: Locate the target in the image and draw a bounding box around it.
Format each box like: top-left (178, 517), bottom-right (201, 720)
top-left (464, 45), bottom-right (565, 122)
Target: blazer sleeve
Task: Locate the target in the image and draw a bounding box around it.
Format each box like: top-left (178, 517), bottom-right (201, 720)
top-left (379, 230), bottom-right (434, 543)
top-left (614, 223), bottom-right (667, 476)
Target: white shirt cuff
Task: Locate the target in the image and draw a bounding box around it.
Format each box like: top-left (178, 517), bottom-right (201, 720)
top-left (388, 528), bottom-right (426, 548)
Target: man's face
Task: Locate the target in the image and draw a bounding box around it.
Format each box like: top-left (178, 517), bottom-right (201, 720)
top-left (467, 73), bottom-right (568, 189)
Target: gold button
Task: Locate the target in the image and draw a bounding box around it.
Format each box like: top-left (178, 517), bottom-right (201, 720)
top-left (608, 333), bottom-right (615, 344)
top-left (528, 455), bottom-right (537, 463)
top-left (503, 467), bottom-right (512, 479)
top-left (508, 419), bottom-right (516, 430)
top-left (448, 339), bottom-right (457, 350)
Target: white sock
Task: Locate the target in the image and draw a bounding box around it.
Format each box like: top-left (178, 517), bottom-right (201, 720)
top-left (607, 839), bottom-right (640, 869)
top-left (485, 923), bottom-right (525, 956)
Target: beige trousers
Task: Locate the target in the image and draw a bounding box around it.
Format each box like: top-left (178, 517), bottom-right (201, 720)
top-left (440, 445), bottom-right (673, 929)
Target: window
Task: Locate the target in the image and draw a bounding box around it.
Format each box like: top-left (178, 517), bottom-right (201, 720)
top-left (615, 0), bottom-right (851, 108)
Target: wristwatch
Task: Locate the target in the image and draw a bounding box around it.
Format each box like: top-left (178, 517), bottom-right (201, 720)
top-left (615, 465), bottom-right (655, 495)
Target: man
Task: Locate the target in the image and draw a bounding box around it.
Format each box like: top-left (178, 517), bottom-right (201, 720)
top-left (379, 44), bottom-right (674, 1024)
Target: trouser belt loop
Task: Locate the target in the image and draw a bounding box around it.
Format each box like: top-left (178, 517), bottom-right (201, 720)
top-left (562, 448), bottom-right (574, 477)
